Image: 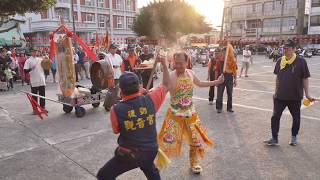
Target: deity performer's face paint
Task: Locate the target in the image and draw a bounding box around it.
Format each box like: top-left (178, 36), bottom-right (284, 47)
top-left (174, 53), bottom-right (187, 74)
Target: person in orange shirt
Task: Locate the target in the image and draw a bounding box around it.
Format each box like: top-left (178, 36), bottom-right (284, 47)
top-left (215, 47), bottom-right (238, 113)
top-left (121, 47), bottom-right (137, 72)
top-left (97, 54), bottom-right (170, 180)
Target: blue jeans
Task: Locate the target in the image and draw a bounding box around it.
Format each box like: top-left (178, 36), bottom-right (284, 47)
top-left (97, 148), bottom-right (160, 180)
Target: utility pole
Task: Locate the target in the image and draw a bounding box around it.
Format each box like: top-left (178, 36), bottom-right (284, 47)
top-left (70, 0), bottom-right (76, 34)
top-left (70, 0), bottom-right (77, 47)
top-left (279, 0), bottom-right (285, 44)
top-left (220, 6), bottom-right (226, 42)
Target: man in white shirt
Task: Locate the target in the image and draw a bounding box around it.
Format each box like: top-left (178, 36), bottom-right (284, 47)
top-left (73, 49), bottom-right (79, 82)
top-left (104, 44), bottom-right (123, 111)
top-left (24, 48), bottom-right (47, 113)
top-left (239, 46), bottom-right (252, 78)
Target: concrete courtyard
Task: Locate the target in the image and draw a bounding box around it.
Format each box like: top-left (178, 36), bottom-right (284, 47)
top-left (0, 55), bottom-right (320, 180)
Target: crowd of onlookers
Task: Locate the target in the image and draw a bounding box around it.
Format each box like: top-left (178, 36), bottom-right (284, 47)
top-left (0, 47), bottom-right (29, 91)
top-left (0, 46), bottom-right (93, 91)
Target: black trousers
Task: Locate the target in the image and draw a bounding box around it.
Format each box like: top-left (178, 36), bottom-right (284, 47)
top-left (209, 71), bottom-right (215, 101)
top-left (271, 98), bottom-right (301, 139)
top-left (7, 78), bottom-right (13, 89)
top-left (97, 149), bottom-right (160, 180)
top-left (74, 64), bottom-right (79, 82)
top-left (31, 86), bottom-right (45, 108)
top-left (216, 73), bottom-right (233, 110)
top-left (103, 80), bottom-right (120, 110)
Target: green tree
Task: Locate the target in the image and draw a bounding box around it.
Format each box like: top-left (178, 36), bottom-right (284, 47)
top-left (133, 0), bottom-right (212, 43)
top-left (0, 0), bottom-right (56, 20)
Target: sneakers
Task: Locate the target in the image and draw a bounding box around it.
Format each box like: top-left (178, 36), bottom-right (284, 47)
top-left (263, 138), bottom-right (279, 146)
top-left (264, 136), bottom-right (298, 146)
top-left (289, 136), bottom-right (297, 146)
top-left (209, 101), bottom-right (213, 105)
top-left (217, 109), bottom-right (222, 113)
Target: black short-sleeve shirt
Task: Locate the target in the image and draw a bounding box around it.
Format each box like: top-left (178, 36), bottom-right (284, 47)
top-left (274, 56), bottom-right (310, 100)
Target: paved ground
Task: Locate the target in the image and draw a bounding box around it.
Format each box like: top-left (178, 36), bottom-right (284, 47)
top-left (0, 55), bottom-right (320, 180)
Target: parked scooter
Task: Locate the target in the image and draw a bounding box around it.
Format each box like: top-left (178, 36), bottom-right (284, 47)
top-left (299, 50), bottom-right (312, 58)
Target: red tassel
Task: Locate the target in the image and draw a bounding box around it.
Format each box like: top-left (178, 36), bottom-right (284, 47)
top-left (49, 38), bottom-right (55, 61)
top-left (26, 94), bottom-right (48, 120)
top-left (73, 34), bottom-right (97, 61)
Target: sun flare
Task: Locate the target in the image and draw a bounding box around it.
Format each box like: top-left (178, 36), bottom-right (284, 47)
top-left (138, 0), bottom-right (224, 27)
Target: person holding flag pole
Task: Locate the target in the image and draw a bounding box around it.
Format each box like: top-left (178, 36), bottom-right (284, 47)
top-left (215, 43), bottom-right (238, 113)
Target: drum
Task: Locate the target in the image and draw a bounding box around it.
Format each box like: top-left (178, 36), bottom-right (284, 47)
top-left (41, 57), bottom-right (52, 71)
top-left (54, 34), bottom-right (76, 97)
top-left (90, 59), bottom-right (114, 90)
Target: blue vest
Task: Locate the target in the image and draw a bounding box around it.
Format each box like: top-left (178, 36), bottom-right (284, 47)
top-left (114, 95), bottom-right (158, 150)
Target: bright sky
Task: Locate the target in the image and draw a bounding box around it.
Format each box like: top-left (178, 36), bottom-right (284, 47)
top-left (137, 0), bottom-right (224, 28)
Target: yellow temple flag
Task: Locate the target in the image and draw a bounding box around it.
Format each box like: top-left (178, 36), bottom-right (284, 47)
top-left (223, 43), bottom-right (238, 75)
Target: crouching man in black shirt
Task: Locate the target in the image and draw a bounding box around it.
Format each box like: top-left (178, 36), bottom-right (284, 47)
top-left (264, 40), bottom-right (315, 146)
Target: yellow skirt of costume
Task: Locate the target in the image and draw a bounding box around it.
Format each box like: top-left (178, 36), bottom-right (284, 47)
top-left (158, 74), bottom-right (213, 161)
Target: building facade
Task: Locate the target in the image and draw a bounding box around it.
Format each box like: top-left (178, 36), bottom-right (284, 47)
top-left (223, 0), bottom-right (306, 44)
top-left (19, 0), bottom-right (137, 47)
top-left (308, 0), bottom-right (320, 34)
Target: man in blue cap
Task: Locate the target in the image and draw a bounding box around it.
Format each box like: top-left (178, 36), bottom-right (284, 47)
top-left (97, 55), bottom-right (169, 180)
top-left (264, 39), bottom-right (314, 146)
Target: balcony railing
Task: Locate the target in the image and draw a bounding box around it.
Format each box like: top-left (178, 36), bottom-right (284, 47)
top-left (30, 20), bottom-right (98, 32)
top-left (55, 0), bottom-right (71, 8)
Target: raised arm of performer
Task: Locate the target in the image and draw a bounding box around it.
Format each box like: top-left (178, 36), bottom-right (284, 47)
top-left (157, 54), bottom-right (170, 90)
top-left (192, 70), bottom-right (224, 87)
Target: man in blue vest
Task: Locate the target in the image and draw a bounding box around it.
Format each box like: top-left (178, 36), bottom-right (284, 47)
top-left (97, 55), bottom-right (169, 180)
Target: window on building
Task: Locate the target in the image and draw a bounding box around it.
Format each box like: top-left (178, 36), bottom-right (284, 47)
top-left (98, 15), bottom-right (106, 27)
top-left (116, 0), bottom-right (124, 9)
top-left (73, 12), bottom-right (78, 21)
top-left (282, 17), bottom-right (296, 31)
top-left (232, 4), bottom-right (262, 18)
top-left (232, 5), bottom-right (246, 18)
top-left (127, 17), bottom-right (134, 29)
top-left (85, 0), bottom-right (94, 6)
top-left (126, 0), bottom-right (132, 10)
top-left (284, 0), bottom-right (297, 14)
top-left (310, 15), bottom-right (320, 26)
top-left (263, 18), bottom-right (281, 33)
top-left (97, 0), bottom-right (105, 7)
top-left (55, 8), bottom-right (70, 20)
top-left (251, 3), bottom-right (262, 15)
top-left (264, 1), bottom-right (282, 16)
top-left (231, 21), bottom-right (244, 36)
top-left (117, 16), bottom-right (124, 28)
top-left (312, 0), bottom-right (320, 7)
top-left (86, 13), bottom-right (95, 22)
